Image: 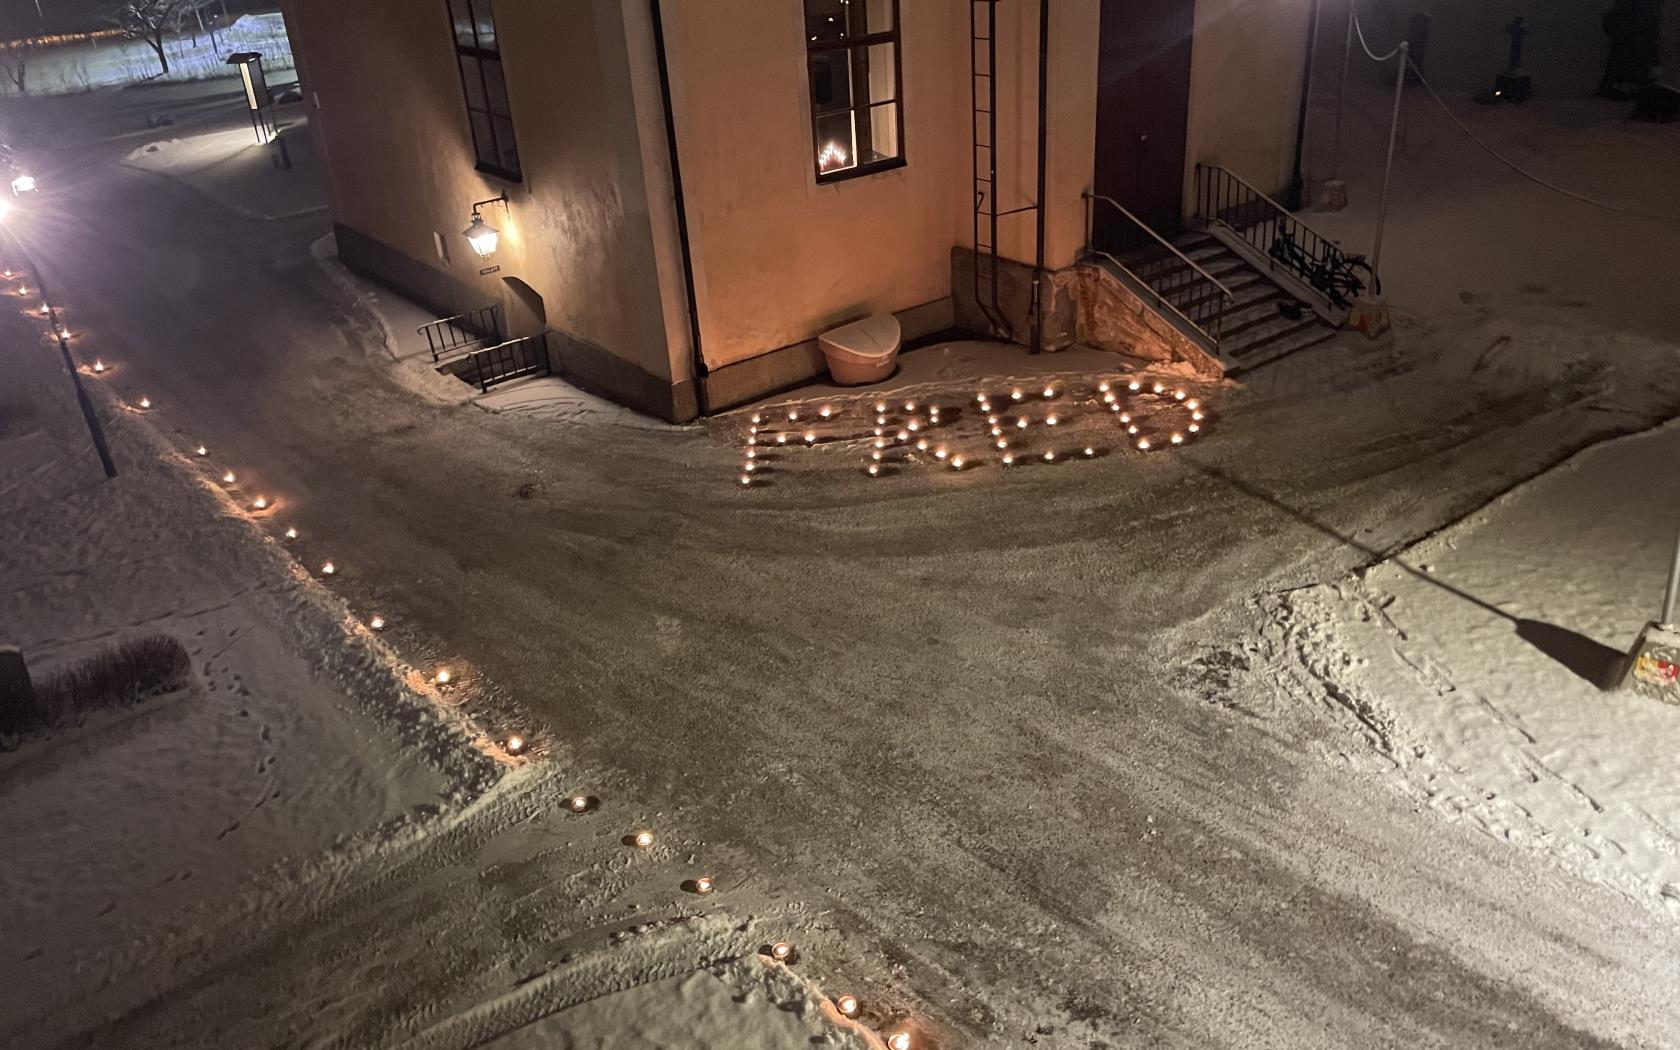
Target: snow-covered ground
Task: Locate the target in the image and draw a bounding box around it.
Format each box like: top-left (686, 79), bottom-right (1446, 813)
top-left (6, 57), bottom-right (1680, 1050)
top-left (1262, 418), bottom-right (1680, 913)
top-left (122, 116), bottom-right (323, 220)
top-left (0, 13), bottom-right (294, 97)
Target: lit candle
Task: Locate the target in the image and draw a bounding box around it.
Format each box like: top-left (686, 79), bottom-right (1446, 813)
top-left (569, 794), bottom-right (590, 811)
top-left (746, 448), bottom-right (757, 459)
top-left (435, 669), bottom-right (450, 684)
top-left (222, 471), bottom-right (236, 484)
top-left (803, 431), bottom-right (816, 445)
top-left (1098, 380), bottom-right (1111, 393)
top-left (819, 405), bottom-right (833, 418)
top-left (934, 447), bottom-right (948, 460)
top-left (871, 451), bottom-right (883, 461)
top-left (888, 1033), bottom-right (911, 1050)
top-left (747, 435), bottom-right (758, 446)
top-left (743, 462), bottom-right (757, 472)
top-left (1171, 432), bottom-right (1184, 445)
top-left (1119, 413), bottom-right (1131, 423)
top-left (1010, 388), bottom-right (1024, 401)
top-left (252, 496), bottom-right (268, 509)
top-left (990, 426), bottom-right (1003, 437)
top-left (837, 994), bottom-right (859, 1018)
top-left (874, 438), bottom-right (887, 449)
top-left (1174, 389), bottom-right (1186, 401)
top-left (875, 401), bottom-right (888, 413)
top-left (138, 396), bottom-right (151, 409)
top-left (740, 474), bottom-right (753, 485)
top-left (194, 444), bottom-right (206, 456)
top-left (752, 413), bottom-right (764, 424)
top-left (1102, 392), bottom-right (1115, 404)
top-left (877, 415), bottom-right (888, 425)
top-left (776, 434), bottom-right (789, 445)
top-left (915, 439), bottom-right (929, 451)
top-left (867, 463), bottom-right (880, 476)
top-left (1128, 380), bottom-right (1142, 391)
top-left (634, 829), bottom-right (655, 848)
top-left (695, 875), bottom-right (714, 894)
top-left (1192, 410), bottom-right (1204, 421)
top-left (788, 410), bottom-right (800, 421)
top-left (995, 439), bottom-right (1008, 450)
top-left (1016, 418), bottom-right (1028, 430)
top-left (906, 420), bottom-right (919, 432)
top-left (904, 401), bottom-right (917, 412)
top-left (370, 615), bottom-right (385, 630)
top-left (1084, 447), bottom-right (1096, 457)
top-left (1002, 452), bottom-right (1015, 465)
top-left (284, 526), bottom-right (298, 540)
top-left (770, 942), bottom-right (793, 961)
top-left (321, 561), bottom-right (336, 575)
top-left (1042, 386), bottom-right (1056, 399)
top-left (949, 456), bottom-right (964, 469)
top-left (1186, 399), bottom-right (1200, 410)
top-left (93, 360), bottom-right (105, 373)
top-left (975, 393), bottom-right (987, 403)
top-left (505, 735), bottom-right (526, 755)
top-left (1045, 415), bottom-right (1059, 426)
top-left (1189, 423), bottom-right (1200, 433)
top-left (896, 430), bottom-right (909, 442)
top-left (1152, 382), bottom-right (1165, 394)
top-left (1138, 438), bottom-right (1151, 450)
top-left (1043, 450), bottom-right (1056, 462)
top-left (986, 415), bottom-right (999, 425)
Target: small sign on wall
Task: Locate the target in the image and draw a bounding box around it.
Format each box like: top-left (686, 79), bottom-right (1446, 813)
top-left (478, 265), bottom-right (502, 276)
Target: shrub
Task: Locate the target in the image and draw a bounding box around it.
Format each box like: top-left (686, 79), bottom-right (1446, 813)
top-left (26, 634), bottom-right (193, 733)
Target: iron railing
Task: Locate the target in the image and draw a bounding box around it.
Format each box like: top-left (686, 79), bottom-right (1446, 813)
top-left (417, 305), bottom-right (501, 364)
top-left (1082, 192), bottom-right (1233, 350)
top-left (1193, 164), bottom-right (1375, 310)
top-left (464, 333), bottom-right (550, 393)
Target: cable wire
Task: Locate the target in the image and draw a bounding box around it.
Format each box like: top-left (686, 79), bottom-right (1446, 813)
top-left (1407, 58), bottom-right (1680, 223)
top-left (1350, 4), bottom-right (1402, 62)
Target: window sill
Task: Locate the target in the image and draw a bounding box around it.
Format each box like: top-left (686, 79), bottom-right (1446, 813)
top-left (474, 162), bottom-right (523, 185)
top-left (816, 157), bottom-right (906, 186)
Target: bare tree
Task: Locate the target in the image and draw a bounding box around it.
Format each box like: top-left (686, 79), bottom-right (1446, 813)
top-left (106, 0), bottom-right (187, 76)
top-left (0, 42), bottom-right (33, 95)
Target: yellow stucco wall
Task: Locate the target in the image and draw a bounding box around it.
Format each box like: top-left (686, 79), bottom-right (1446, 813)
top-left (281, 0), bottom-right (687, 386)
top-left (1184, 0), bottom-right (1312, 204)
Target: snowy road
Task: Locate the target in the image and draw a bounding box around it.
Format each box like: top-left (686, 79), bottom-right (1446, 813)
top-left (8, 87), bottom-right (1680, 1047)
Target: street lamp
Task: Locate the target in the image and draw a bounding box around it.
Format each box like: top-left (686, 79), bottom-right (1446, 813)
top-left (463, 192), bottom-right (509, 259)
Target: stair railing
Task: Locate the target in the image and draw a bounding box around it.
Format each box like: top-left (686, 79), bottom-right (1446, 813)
top-left (1082, 192), bottom-right (1232, 351)
top-left (417, 304), bottom-right (502, 364)
top-left (1193, 164), bottom-right (1374, 310)
top-left (464, 333), bottom-right (551, 393)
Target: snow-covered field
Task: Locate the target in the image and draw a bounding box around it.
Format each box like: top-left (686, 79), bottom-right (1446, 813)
top-left (0, 14), bottom-right (294, 97)
top-left (1262, 418), bottom-right (1680, 914)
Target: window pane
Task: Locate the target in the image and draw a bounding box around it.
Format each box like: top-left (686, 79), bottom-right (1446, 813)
top-left (449, 0), bottom-right (475, 47)
top-left (459, 55), bottom-right (487, 111)
top-left (482, 58), bottom-right (510, 116)
top-left (469, 0), bottom-right (497, 50)
top-left (492, 117), bottom-right (520, 173)
top-left (865, 41), bottom-right (896, 103)
top-left (808, 50), bottom-right (852, 112)
top-left (814, 110), bottom-right (856, 176)
top-left (804, 0), bottom-right (892, 41)
top-left (470, 110), bottom-right (496, 166)
top-left (866, 101), bottom-right (900, 162)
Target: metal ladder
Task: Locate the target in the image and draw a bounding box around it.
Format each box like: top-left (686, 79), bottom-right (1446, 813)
top-left (970, 0), bottom-right (1042, 343)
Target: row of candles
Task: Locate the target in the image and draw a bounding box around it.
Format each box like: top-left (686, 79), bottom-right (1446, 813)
top-left (736, 377), bottom-right (1212, 484)
top-left (9, 273), bottom-right (916, 1049)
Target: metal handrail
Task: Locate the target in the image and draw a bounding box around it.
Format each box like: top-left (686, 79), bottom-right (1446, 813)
top-left (1080, 244), bottom-right (1232, 351)
top-left (464, 333), bottom-right (550, 393)
top-left (417, 304), bottom-right (500, 364)
top-left (1082, 192), bottom-right (1234, 299)
top-left (1194, 163), bottom-right (1368, 310)
top-left (1197, 164), bottom-right (1339, 247)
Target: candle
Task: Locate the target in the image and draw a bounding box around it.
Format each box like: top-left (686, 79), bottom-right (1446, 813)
top-left (284, 526), bottom-right (298, 540)
top-left (252, 496), bottom-right (268, 510)
top-left (138, 397), bottom-right (151, 409)
top-left (1042, 386), bottom-right (1056, 399)
top-left (370, 615), bottom-right (385, 630)
top-left (888, 1033), bottom-right (911, 1050)
top-left (1043, 450), bottom-right (1056, 462)
top-left (1138, 438), bottom-right (1151, 450)
top-left (949, 456), bottom-right (965, 469)
top-left (1171, 432), bottom-right (1184, 445)
top-left (569, 794), bottom-right (590, 811)
top-left (93, 360), bottom-right (105, 373)
top-left (222, 471), bottom-right (236, 484)
top-left (634, 829), bottom-right (655, 848)
top-left (770, 942), bottom-right (792, 961)
top-left (867, 463), bottom-right (880, 476)
top-left (505, 735), bottom-right (526, 755)
top-left (836, 995), bottom-right (859, 1017)
top-left (819, 405), bottom-right (833, 418)
top-left (695, 875), bottom-right (714, 894)
top-left (321, 561), bottom-right (336, 575)
top-left (435, 668), bottom-right (449, 683)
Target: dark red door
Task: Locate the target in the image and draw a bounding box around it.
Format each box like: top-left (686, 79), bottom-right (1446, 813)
top-left (1092, 0), bottom-right (1195, 253)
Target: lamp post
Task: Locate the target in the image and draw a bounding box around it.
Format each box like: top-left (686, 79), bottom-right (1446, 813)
top-left (1286, 0), bottom-right (1322, 211)
top-left (1347, 39), bottom-right (1407, 340)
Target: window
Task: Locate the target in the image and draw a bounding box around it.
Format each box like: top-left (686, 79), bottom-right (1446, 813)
top-left (805, 0), bottom-right (904, 183)
top-left (448, 0), bottom-right (520, 180)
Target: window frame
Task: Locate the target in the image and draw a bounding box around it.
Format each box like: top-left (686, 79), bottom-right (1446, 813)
top-left (447, 0), bottom-right (522, 183)
top-left (804, 0), bottom-right (906, 185)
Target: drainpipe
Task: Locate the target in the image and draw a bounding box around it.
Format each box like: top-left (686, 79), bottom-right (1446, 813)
top-left (649, 0), bottom-right (707, 413)
top-left (1029, 0), bottom-right (1050, 354)
top-left (1286, 0), bottom-right (1321, 211)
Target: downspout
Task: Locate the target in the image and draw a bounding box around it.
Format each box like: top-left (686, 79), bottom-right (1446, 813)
top-left (649, 0), bottom-right (707, 412)
top-left (1030, 0), bottom-right (1050, 354)
top-left (1286, 0), bottom-right (1321, 210)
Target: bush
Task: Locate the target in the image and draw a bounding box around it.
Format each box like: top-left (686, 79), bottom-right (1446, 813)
top-left (25, 634), bottom-right (193, 733)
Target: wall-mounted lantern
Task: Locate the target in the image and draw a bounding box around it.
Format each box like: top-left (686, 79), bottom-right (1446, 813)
top-left (463, 192), bottom-right (509, 260)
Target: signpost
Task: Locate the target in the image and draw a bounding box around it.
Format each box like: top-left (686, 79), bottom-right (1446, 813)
top-left (226, 51), bottom-right (276, 145)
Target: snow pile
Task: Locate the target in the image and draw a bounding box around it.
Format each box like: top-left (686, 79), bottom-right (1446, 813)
top-left (1262, 420), bottom-right (1680, 913)
top-left (0, 12), bottom-right (294, 97)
